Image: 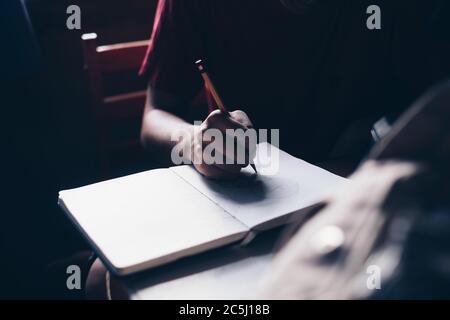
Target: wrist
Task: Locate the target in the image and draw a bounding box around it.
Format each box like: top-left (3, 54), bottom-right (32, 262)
top-left (175, 124), bottom-right (197, 164)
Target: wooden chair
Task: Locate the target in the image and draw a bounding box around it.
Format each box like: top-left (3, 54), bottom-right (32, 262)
top-left (81, 33), bottom-right (149, 177)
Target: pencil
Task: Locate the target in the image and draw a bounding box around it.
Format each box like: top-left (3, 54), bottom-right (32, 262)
top-left (195, 59), bottom-right (257, 174)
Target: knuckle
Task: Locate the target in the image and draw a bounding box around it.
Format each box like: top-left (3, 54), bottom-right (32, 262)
top-left (231, 110), bottom-right (249, 121)
top-left (207, 109), bottom-right (223, 122)
top-left (231, 110), bottom-right (253, 127)
top-left (231, 110), bottom-right (247, 117)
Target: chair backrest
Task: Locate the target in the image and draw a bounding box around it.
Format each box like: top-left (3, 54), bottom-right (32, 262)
top-left (81, 33), bottom-right (149, 177)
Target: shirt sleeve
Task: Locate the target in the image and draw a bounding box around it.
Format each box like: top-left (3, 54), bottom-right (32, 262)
top-left (139, 0), bottom-right (204, 105)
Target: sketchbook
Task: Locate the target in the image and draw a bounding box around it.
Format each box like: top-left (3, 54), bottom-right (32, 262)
top-left (58, 143), bottom-right (347, 275)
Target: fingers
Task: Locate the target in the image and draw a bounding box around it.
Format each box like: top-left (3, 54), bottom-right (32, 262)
top-left (194, 162), bottom-right (241, 180)
top-left (205, 110), bottom-right (244, 132)
top-left (192, 109), bottom-right (256, 179)
top-left (203, 110), bottom-right (256, 162)
top-left (229, 110), bottom-right (254, 129)
top-left (200, 137), bottom-right (251, 167)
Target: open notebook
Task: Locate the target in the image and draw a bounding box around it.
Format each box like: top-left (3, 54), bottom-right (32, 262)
top-left (58, 143), bottom-right (347, 275)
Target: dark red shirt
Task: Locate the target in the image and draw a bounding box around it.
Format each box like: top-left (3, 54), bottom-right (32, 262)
top-left (141, 0), bottom-right (448, 162)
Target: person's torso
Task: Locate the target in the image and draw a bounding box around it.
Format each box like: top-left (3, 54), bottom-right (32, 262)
top-left (192, 0), bottom-right (399, 161)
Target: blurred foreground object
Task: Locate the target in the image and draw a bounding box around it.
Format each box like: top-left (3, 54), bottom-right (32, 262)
top-left (261, 81), bottom-right (450, 299)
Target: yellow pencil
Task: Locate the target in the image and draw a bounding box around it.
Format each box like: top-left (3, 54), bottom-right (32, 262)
top-left (195, 59), bottom-right (257, 174)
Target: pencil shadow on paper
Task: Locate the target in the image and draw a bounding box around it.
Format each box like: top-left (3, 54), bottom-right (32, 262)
top-left (202, 172), bottom-right (300, 205)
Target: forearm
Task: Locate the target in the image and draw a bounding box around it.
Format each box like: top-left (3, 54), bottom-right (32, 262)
top-left (141, 105), bottom-right (194, 166)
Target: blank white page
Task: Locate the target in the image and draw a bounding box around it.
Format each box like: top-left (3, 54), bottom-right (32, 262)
top-left (171, 144), bottom-right (347, 229)
top-left (59, 169), bottom-right (248, 275)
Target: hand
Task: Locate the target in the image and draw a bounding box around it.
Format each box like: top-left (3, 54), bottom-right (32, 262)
top-left (191, 109), bottom-right (256, 179)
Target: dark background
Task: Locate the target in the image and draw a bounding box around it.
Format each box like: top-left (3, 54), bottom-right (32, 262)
top-left (2, 0), bottom-right (450, 299)
top-left (2, 0), bottom-right (158, 298)
top-left (24, 0), bottom-right (158, 187)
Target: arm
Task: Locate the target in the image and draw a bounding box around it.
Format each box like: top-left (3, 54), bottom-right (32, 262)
top-left (140, 85), bottom-right (194, 165)
top-left (139, 1), bottom-right (253, 177)
top-left (140, 84), bottom-right (255, 179)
